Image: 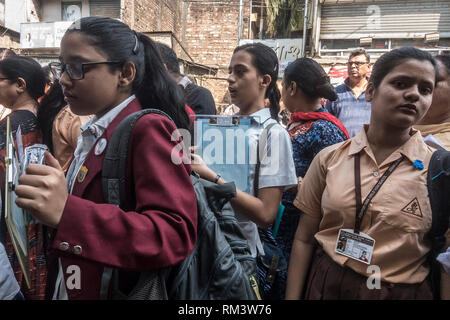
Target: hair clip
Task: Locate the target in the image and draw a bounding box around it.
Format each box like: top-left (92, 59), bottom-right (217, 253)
top-left (413, 160), bottom-right (424, 170)
top-left (132, 32), bottom-right (139, 55)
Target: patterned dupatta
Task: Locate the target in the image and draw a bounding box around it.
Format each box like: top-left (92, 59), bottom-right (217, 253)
top-left (288, 111), bottom-right (350, 139)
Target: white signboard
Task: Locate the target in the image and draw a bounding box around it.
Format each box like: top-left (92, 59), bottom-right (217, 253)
top-left (20, 21), bottom-right (73, 49)
top-left (239, 38), bottom-right (303, 78)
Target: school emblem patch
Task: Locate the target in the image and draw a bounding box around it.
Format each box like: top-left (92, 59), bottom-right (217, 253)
top-left (401, 197), bottom-right (423, 218)
top-left (77, 165), bottom-right (88, 183)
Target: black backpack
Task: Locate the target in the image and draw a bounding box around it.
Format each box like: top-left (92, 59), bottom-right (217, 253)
top-left (426, 150), bottom-right (450, 300)
top-left (100, 108), bottom-right (260, 300)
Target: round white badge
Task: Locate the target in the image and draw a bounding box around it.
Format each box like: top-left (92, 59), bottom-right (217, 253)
top-left (95, 138), bottom-right (107, 156)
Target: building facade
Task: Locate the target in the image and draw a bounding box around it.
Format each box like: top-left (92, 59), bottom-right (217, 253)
top-left (12, 1), bottom-right (450, 107)
top-left (0, 0), bottom-right (43, 51)
top-left (311, 0), bottom-right (450, 84)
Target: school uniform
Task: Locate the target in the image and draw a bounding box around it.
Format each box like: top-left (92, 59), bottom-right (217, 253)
top-left (48, 96), bottom-right (198, 300)
top-left (52, 105), bottom-right (91, 171)
top-left (294, 125), bottom-right (436, 299)
top-left (236, 108), bottom-right (297, 257)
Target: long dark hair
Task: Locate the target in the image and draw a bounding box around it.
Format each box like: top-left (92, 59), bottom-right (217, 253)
top-left (370, 47), bottom-right (438, 89)
top-left (284, 58), bottom-right (337, 101)
top-left (0, 56), bottom-right (46, 102)
top-left (233, 43), bottom-right (281, 122)
top-left (38, 79), bottom-right (66, 153)
top-left (64, 17), bottom-right (189, 130)
top-left (0, 57), bottom-right (67, 154)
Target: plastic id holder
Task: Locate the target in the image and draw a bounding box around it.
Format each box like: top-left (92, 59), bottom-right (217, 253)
top-left (193, 115), bottom-right (255, 194)
top-left (4, 118), bottom-right (31, 289)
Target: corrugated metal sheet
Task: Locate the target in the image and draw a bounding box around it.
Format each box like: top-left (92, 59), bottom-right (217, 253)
top-left (320, 0), bottom-right (450, 39)
top-left (89, 0), bottom-right (120, 19)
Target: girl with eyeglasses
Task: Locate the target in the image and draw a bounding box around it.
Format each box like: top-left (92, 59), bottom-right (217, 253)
top-left (38, 65), bottom-right (91, 171)
top-left (14, 17), bottom-right (197, 300)
top-left (0, 56), bottom-right (47, 299)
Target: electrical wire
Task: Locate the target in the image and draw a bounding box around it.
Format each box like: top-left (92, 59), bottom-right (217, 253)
top-left (184, 0), bottom-right (305, 11)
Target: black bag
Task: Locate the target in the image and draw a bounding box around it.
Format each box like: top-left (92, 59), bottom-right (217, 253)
top-left (100, 108), bottom-right (260, 300)
top-left (426, 150), bottom-right (450, 300)
top-left (257, 228), bottom-right (288, 299)
top-left (254, 122), bottom-right (288, 299)
top-left (168, 173), bottom-right (260, 300)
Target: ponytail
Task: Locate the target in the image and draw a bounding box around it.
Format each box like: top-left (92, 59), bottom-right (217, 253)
top-left (135, 33), bottom-right (190, 130)
top-left (37, 80), bottom-right (66, 153)
top-left (284, 58), bottom-right (337, 102)
top-left (267, 85), bottom-right (281, 122)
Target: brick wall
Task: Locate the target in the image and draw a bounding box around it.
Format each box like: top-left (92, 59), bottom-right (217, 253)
top-left (0, 27), bottom-right (19, 49)
top-left (183, 0), bottom-right (251, 108)
top-left (183, 0), bottom-right (250, 67)
top-left (122, 0), bottom-right (252, 110)
top-left (122, 0), bottom-right (182, 37)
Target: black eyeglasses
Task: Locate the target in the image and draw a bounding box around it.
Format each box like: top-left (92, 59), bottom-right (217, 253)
top-left (347, 61), bottom-right (369, 68)
top-left (49, 61), bottom-right (122, 80)
top-left (0, 77), bottom-right (11, 81)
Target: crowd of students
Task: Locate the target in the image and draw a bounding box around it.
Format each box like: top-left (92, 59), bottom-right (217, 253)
top-left (0, 16), bottom-right (448, 300)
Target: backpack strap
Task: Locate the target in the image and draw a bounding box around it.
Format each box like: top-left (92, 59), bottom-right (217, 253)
top-left (100, 108), bottom-right (175, 300)
top-left (253, 122), bottom-right (277, 197)
top-left (101, 108), bottom-right (175, 207)
top-left (426, 150), bottom-right (450, 300)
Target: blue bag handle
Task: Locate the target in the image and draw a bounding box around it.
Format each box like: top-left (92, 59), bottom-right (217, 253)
top-left (271, 203), bottom-right (284, 239)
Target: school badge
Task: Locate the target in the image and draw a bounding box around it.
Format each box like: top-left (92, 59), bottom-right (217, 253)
top-left (77, 165), bottom-right (88, 183)
top-left (94, 138), bottom-right (107, 156)
top-left (401, 197), bottom-right (423, 218)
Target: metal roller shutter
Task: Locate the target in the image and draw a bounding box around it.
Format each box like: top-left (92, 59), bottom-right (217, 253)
top-left (320, 0), bottom-right (450, 39)
top-left (89, 0), bottom-right (121, 19)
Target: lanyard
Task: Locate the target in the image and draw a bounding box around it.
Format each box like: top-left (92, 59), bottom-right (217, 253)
top-left (353, 153), bottom-right (405, 234)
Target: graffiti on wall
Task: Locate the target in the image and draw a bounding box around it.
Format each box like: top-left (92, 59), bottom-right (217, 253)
top-left (239, 38), bottom-right (303, 78)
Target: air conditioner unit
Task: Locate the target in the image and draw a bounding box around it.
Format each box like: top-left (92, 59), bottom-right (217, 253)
top-left (360, 37), bottom-right (373, 47)
top-left (425, 33), bottom-right (440, 43)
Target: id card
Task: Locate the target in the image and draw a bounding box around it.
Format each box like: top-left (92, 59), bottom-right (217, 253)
top-left (335, 229), bottom-right (375, 265)
top-left (22, 144), bottom-right (48, 173)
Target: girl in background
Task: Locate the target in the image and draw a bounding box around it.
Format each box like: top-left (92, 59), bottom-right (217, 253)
top-left (274, 58), bottom-right (348, 298)
top-left (0, 56), bottom-right (46, 299)
top-left (414, 54), bottom-right (450, 149)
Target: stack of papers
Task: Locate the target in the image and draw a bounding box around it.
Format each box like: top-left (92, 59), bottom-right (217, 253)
top-left (4, 118), bottom-right (48, 289)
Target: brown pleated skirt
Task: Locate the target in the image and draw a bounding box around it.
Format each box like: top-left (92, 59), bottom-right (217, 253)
top-left (304, 248), bottom-right (433, 300)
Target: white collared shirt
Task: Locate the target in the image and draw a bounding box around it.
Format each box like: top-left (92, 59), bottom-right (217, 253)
top-left (178, 75), bottom-right (192, 89)
top-left (54, 94), bottom-right (135, 300)
top-left (234, 108), bottom-right (297, 257)
top-left (66, 95), bottom-right (136, 193)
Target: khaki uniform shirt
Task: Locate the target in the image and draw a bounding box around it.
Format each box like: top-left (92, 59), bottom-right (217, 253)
top-left (294, 126), bottom-right (435, 284)
top-left (414, 122), bottom-right (450, 150)
top-left (52, 105), bottom-right (91, 171)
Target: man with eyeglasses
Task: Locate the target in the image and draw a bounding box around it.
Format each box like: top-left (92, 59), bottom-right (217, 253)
top-left (326, 49), bottom-right (372, 137)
